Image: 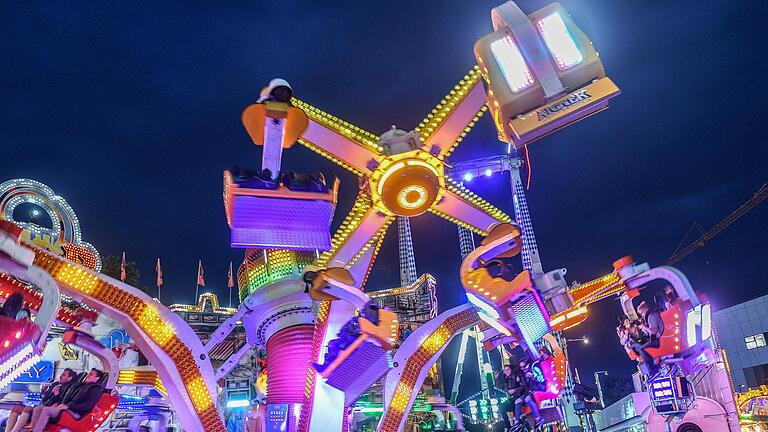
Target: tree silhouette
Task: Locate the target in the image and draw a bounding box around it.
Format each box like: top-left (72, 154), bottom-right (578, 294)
top-left (101, 255), bottom-right (152, 295)
top-left (601, 373), bottom-right (636, 407)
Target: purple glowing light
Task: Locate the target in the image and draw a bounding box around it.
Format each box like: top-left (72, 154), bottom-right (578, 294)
top-left (229, 195), bottom-right (333, 250)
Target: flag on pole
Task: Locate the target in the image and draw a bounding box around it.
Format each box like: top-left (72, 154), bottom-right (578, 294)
top-left (156, 258), bottom-right (163, 287)
top-left (120, 252), bottom-right (126, 282)
top-left (197, 260), bottom-right (205, 287)
top-left (228, 261), bottom-right (234, 308)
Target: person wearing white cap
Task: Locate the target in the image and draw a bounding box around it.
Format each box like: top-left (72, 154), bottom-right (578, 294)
top-left (256, 78), bottom-right (293, 104)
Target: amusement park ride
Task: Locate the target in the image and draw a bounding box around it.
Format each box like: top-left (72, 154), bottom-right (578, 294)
top-left (0, 1), bottom-right (748, 432)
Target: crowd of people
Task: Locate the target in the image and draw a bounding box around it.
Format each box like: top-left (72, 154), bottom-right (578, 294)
top-left (4, 368), bottom-right (106, 432)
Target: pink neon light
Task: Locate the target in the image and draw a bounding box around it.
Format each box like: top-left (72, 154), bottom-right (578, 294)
top-left (534, 356), bottom-right (565, 403)
top-left (266, 325), bottom-right (315, 403)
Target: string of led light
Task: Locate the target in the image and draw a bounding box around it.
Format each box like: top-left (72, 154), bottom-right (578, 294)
top-left (379, 307), bottom-right (479, 432)
top-left (26, 242), bottom-right (225, 431)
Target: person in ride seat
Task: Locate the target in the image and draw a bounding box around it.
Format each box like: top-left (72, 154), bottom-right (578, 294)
top-left (663, 285), bottom-right (681, 309)
top-left (256, 78), bottom-right (293, 104)
top-left (30, 368), bottom-right (105, 431)
top-left (16, 308), bottom-right (31, 321)
top-left (360, 302), bottom-right (380, 325)
top-left (0, 292), bottom-right (24, 319)
top-left (631, 301), bottom-right (665, 376)
top-left (616, 314), bottom-right (648, 355)
top-left (314, 317), bottom-right (363, 372)
top-left (494, 362), bottom-right (524, 430)
top-left (4, 369), bottom-right (77, 432)
top-left (653, 292), bottom-right (668, 311)
top-left (514, 358), bottom-right (544, 428)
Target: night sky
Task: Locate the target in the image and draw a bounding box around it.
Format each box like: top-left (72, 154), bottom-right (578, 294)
top-left (2, 1), bottom-right (767, 400)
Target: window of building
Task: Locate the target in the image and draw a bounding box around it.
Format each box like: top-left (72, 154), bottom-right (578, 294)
top-left (746, 334), bottom-right (767, 350)
top-left (744, 363), bottom-right (768, 388)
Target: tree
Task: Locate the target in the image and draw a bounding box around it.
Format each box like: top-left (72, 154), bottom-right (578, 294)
top-left (101, 255), bottom-right (152, 295)
top-left (600, 373), bottom-right (635, 407)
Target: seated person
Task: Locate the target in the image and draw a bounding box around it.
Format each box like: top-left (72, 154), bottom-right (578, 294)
top-left (0, 293), bottom-right (24, 319)
top-left (16, 308), bottom-right (31, 322)
top-left (494, 362), bottom-right (524, 428)
top-left (314, 318), bottom-right (362, 372)
top-left (337, 319), bottom-right (361, 350)
top-left (617, 314), bottom-right (648, 355)
top-left (256, 79), bottom-right (293, 104)
top-left (514, 358), bottom-right (544, 428)
top-left (359, 302), bottom-right (380, 325)
top-left (663, 285), bottom-right (681, 309)
top-left (4, 369), bottom-right (77, 432)
top-left (630, 301), bottom-right (665, 376)
top-left (30, 368), bottom-right (105, 432)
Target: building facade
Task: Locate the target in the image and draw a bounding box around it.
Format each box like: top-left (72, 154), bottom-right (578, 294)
top-left (714, 294), bottom-right (768, 390)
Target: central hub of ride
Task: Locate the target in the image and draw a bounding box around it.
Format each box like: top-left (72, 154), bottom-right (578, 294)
top-left (369, 150), bottom-right (444, 217)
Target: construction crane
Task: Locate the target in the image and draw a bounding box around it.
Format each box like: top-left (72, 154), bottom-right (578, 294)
top-left (668, 183), bottom-right (768, 265)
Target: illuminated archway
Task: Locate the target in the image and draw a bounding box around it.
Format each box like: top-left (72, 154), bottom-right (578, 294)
top-left (0, 178), bottom-right (101, 270)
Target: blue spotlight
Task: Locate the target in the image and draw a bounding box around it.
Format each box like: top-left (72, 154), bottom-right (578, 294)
top-left (463, 172), bottom-right (474, 182)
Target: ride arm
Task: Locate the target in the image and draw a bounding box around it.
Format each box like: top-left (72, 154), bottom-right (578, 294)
top-left (305, 267), bottom-right (371, 310)
top-left (358, 310), bottom-right (398, 351)
top-left (417, 67), bottom-right (488, 158)
top-left (291, 98), bottom-right (382, 176)
top-left (241, 100), bottom-right (309, 174)
top-left (204, 307), bottom-right (247, 352)
top-left (215, 342), bottom-right (252, 381)
top-left (550, 268), bottom-right (633, 331)
top-left (551, 258), bottom-right (691, 332)
top-left (317, 193), bottom-right (394, 271)
top-left (379, 304), bottom-right (480, 432)
top-left (302, 195), bottom-right (389, 430)
top-left (430, 178), bottom-right (511, 235)
top-left (16, 242), bottom-right (223, 432)
top-left (204, 300), bottom-right (253, 381)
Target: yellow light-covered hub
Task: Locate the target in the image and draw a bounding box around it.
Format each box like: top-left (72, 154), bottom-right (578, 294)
top-left (369, 150), bottom-right (445, 217)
